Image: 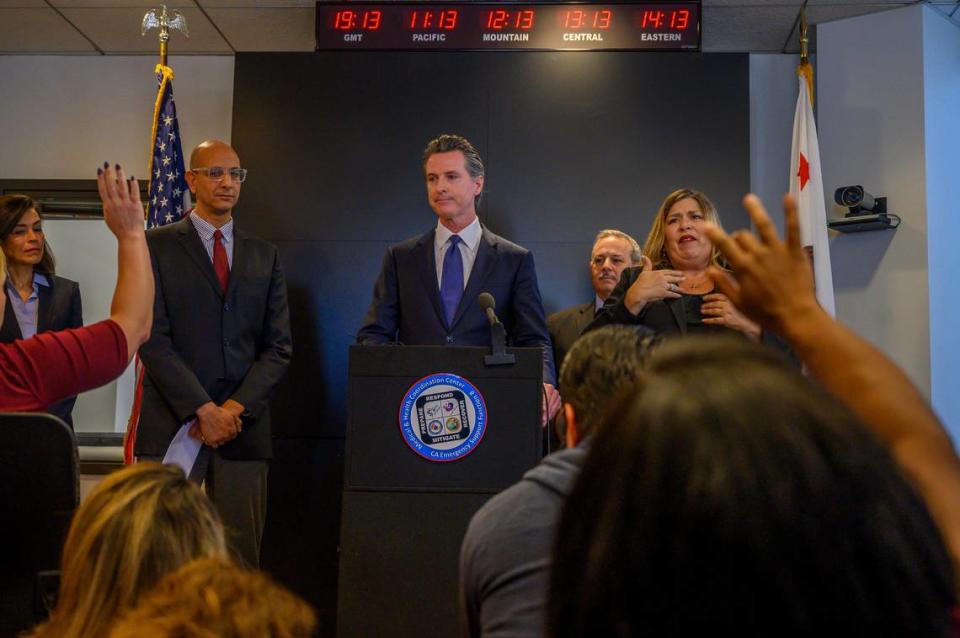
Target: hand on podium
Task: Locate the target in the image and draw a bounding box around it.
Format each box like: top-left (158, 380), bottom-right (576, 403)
top-left (542, 383), bottom-right (561, 428)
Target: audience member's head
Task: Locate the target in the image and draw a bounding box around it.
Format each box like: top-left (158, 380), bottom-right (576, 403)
top-left (558, 325), bottom-right (658, 447)
top-left (30, 462), bottom-right (226, 638)
top-left (589, 229), bottom-right (641, 301)
top-left (549, 337), bottom-right (955, 637)
top-left (109, 557), bottom-right (316, 638)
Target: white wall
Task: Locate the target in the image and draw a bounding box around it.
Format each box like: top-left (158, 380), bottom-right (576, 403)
top-left (749, 53), bottom-right (802, 237)
top-left (0, 55), bottom-right (234, 433)
top-left (818, 6), bottom-right (932, 397)
top-left (0, 55), bottom-right (234, 179)
top-left (923, 9), bottom-right (960, 433)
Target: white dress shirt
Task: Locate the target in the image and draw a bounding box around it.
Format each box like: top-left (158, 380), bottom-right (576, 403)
top-left (434, 216), bottom-right (482, 289)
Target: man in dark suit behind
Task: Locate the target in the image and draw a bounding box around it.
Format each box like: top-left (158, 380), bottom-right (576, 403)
top-left (357, 134), bottom-right (559, 420)
top-left (136, 140), bottom-right (292, 567)
top-left (547, 229), bottom-right (641, 372)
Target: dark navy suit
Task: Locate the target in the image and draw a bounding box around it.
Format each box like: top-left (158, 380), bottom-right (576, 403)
top-left (357, 226), bottom-right (556, 385)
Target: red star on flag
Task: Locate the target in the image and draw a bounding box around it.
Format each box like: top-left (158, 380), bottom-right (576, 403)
top-left (797, 152), bottom-right (810, 190)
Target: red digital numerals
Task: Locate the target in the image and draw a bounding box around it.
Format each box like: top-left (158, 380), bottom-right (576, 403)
top-left (407, 10), bottom-right (458, 30)
top-left (639, 10), bottom-right (690, 30)
top-left (333, 10), bottom-right (382, 31)
top-left (485, 9), bottom-right (535, 30)
top-left (561, 9), bottom-right (612, 30)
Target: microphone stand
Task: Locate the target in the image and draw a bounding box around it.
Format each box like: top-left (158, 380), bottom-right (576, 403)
top-left (484, 319), bottom-right (516, 366)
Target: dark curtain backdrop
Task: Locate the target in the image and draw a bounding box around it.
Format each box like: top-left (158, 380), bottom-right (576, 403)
top-left (231, 51), bottom-right (749, 632)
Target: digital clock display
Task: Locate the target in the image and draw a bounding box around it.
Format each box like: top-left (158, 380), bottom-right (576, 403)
top-left (315, 2), bottom-right (701, 51)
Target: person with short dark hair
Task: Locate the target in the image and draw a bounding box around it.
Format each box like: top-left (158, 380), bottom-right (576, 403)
top-left (358, 133), bottom-right (559, 423)
top-left (459, 325), bottom-right (657, 638)
top-left (109, 557), bottom-right (316, 638)
top-left (548, 193), bottom-right (960, 637)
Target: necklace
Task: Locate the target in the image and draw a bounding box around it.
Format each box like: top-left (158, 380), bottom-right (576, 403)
top-left (682, 272), bottom-right (711, 292)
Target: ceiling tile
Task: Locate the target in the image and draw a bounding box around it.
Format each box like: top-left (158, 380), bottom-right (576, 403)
top-left (0, 7), bottom-right (96, 53)
top-left (204, 7), bottom-right (315, 51)
top-left (806, 0), bottom-right (913, 4)
top-left (0, 1), bottom-right (47, 7)
top-left (807, 3), bottom-right (913, 23)
top-left (58, 7), bottom-right (232, 54)
top-left (199, 0), bottom-right (316, 7)
top-left (702, 5), bottom-right (800, 52)
top-left (50, 0), bottom-right (195, 6)
top-left (702, 1), bottom-right (800, 6)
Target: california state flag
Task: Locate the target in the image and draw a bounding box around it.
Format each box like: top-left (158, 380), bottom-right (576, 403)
top-left (790, 65), bottom-right (836, 317)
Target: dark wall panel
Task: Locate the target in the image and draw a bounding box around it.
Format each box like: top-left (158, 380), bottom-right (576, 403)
top-left (233, 51), bottom-right (749, 438)
top-left (231, 51), bottom-right (750, 632)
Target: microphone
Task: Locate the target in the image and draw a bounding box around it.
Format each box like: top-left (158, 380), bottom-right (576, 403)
top-left (478, 292), bottom-right (515, 366)
top-left (478, 292), bottom-right (498, 326)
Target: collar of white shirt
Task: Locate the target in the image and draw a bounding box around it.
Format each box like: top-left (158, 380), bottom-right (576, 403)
top-left (434, 216), bottom-right (482, 256)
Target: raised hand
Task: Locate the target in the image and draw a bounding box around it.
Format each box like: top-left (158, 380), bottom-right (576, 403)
top-left (703, 194), bottom-right (821, 335)
top-left (96, 162), bottom-right (146, 241)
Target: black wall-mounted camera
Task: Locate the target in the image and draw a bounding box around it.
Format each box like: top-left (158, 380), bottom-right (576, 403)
top-left (828, 185), bottom-right (900, 233)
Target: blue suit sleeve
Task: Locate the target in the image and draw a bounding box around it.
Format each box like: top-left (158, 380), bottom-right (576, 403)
top-left (357, 246), bottom-right (400, 345)
top-left (509, 251), bottom-right (556, 386)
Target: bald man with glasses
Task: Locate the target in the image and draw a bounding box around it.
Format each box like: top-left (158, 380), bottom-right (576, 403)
top-left (136, 139), bottom-right (292, 568)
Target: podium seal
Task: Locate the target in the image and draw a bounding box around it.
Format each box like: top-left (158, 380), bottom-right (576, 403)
top-left (398, 373), bottom-right (487, 462)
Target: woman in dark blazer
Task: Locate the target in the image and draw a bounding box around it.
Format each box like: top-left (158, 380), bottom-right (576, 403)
top-left (0, 194), bottom-right (83, 426)
top-left (590, 188), bottom-right (789, 353)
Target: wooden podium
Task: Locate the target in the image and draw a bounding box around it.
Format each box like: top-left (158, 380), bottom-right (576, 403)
top-left (337, 345), bottom-right (544, 637)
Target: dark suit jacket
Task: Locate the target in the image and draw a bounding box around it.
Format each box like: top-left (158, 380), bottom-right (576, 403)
top-left (588, 266), bottom-right (794, 357)
top-left (357, 226), bottom-right (556, 385)
top-left (136, 217), bottom-right (292, 460)
top-left (1, 274), bottom-right (82, 425)
top-left (546, 301), bottom-right (595, 378)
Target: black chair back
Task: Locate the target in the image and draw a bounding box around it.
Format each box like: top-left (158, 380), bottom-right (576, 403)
top-left (0, 412), bottom-right (78, 636)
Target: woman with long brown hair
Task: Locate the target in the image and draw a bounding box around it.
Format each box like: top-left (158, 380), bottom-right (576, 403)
top-left (0, 194), bottom-right (82, 425)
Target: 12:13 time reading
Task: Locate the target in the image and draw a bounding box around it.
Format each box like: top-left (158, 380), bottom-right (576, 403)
top-left (485, 9), bottom-right (535, 30)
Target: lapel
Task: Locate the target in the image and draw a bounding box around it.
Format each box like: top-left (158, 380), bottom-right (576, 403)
top-left (664, 296), bottom-right (687, 334)
top-left (574, 301), bottom-right (595, 336)
top-left (224, 227), bottom-right (248, 301)
top-left (451, 226), bottom-right (499, 329)
top-left (1, 289), bottom-right (23, 341)
top-left (413, 229), bottom-right (446, 327)
top-left (175, 217), bottom-right (225, 299)
top-left (36, 280), bottom-right (54, 333)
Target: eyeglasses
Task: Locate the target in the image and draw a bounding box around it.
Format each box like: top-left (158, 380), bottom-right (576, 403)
top-left (191, 166), bottom-right (248, 183)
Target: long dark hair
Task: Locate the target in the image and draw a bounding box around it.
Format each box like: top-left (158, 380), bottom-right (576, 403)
top-left (0, 194), bottom-right (56, 274)
top-left (549, 337), bottom-right (955, 637)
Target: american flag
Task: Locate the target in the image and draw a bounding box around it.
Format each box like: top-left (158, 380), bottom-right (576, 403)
top-left (146, 64), bottom-right (190, 229)
top-left (124, 63), bottom-right (190, 465)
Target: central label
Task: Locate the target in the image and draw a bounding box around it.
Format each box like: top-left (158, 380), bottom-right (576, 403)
top-left (398, 373), bottom-right (487, 462)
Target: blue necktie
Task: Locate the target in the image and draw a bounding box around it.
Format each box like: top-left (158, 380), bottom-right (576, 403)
top-left (440, 235), bottom-right (464, 327)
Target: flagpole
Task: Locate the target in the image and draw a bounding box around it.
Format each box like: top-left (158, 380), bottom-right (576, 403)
top-left (790, 5), bottom-right (836, 317)
top-left (797, 8), bottom-right (813, 106)
top-left (125, 7), bottom-right (190, 465)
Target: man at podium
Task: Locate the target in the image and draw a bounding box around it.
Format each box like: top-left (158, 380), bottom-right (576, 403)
top-left (357, 134), bottom-right (559, 418)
